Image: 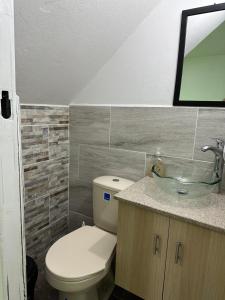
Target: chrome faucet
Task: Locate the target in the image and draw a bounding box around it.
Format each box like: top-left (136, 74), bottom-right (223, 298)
top-left (201, 138), bottom-right (224, 192)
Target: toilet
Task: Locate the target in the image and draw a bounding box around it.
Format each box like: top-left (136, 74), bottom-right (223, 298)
top-left (45, 176), bottom-right (134, 300)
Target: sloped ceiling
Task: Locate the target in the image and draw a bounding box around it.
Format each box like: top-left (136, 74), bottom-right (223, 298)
top-left (72, 0), bottom-right (225, 106)
top-left (15, 0), bottom-right (159, 105)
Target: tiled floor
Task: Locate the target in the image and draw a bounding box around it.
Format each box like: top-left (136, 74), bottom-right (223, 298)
top-left (34, 272), bottom-right (141, 300)
top-left (34, 272), bottom-right (58, 300)
top-left (109, 286), bottom-right (143, 300)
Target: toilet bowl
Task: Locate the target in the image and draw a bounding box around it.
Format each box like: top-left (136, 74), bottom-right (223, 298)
top-left (46, 225), bottom-right (116, 300)
top-left (45, 176), bottom-right (134, 300)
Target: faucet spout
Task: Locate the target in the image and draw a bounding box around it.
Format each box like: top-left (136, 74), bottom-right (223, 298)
top-left (201, 140), bottom-right (224, 192)
top-left (201, 145), bottom-right (223, 156)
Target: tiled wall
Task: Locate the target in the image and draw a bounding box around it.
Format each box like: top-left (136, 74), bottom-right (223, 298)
top-left (69, 106), bottom-right (225, 228)
top-left (20, 105), bottom-right (69, 269)
top-left (20, 105), bottom-right (225, 264)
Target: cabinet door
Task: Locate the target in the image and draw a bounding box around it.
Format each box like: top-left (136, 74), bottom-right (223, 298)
top-left (164, 219), bottom-right (225, 300)
top-left (115, 201), bottom-right (169, 300)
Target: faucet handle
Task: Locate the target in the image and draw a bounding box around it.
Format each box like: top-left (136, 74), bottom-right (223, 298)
top-left (212, 138), bottom-right (225, 149)
top-left (216, 138), bottom-right (225, 149)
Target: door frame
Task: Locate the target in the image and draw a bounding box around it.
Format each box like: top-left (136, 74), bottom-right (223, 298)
top-left (0, 94), bottom-right (26, 300)
top-left (0, 0), bottom-right (26, 298)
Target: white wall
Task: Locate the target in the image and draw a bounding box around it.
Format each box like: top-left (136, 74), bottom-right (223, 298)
top-left (0, 0), bottom-right (15, 92)
top-left (15, 0), bottom-right (160, 105)
top-left (72, 0), bottom-right (225, 106)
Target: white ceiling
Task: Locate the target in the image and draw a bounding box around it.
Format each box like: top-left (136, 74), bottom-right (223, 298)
top-left (15, 0), bottom-right (159, 105)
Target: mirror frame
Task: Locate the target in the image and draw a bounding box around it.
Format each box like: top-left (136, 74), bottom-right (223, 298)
top-left (173, 3), bottom-right (225, 107)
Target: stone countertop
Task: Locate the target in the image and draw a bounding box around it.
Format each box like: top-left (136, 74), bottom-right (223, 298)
top-left (115, 177), bottom-right (225, 234)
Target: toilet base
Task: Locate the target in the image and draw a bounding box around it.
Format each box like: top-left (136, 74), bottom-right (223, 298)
top-left (59, 286), bottom-right (98, 300)
top-left (58, 270), bottom-right (114, 300)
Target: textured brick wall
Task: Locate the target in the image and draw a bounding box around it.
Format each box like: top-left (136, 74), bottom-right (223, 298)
top-left (20, 105), bottom-right (69, 269)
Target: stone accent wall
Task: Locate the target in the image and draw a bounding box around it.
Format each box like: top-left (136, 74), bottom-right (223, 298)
top-left (69, 106), bottom-right (225, 230)
top-left (20, 105), bottom-right (69, 269)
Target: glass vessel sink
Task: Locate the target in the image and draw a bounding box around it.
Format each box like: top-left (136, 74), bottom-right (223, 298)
top-left (151, 159), bottom-right (220, 199)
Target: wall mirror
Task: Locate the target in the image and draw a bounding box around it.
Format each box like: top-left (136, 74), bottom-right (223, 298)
top-left (174, 3), bottom-right (225, 107)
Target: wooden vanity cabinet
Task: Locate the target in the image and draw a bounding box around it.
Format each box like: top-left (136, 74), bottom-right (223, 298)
top-left (164, 219), bottom-right (225, 300)
top-left (115, 202), bottom-right (225, 300)
top-left (115, 201), bottom-right (169, 299)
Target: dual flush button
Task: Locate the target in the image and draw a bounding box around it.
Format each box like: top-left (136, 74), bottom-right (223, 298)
top-left (103, 178), bottom-right (120, 201)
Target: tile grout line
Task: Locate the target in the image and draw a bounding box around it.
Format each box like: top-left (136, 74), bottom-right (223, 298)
top-left (21, 104), bottom-right (69, 108)
top-left (144, 152), bottom-right (147, 177)
top-left (47, 123), bottom-right (51, 233)
top-left (68, 110), bottom-right (70, 230)
top-left (49, 214), bottom-right (68, 226)
top-left (21, 123), bottom-right (69, 127)
top-left (192, 108), bottom-right (199, 160)
top-left (24, 193), bottom-right (50, 205)
top-left (109, 105), bottom-right (112, 150)
top-left (47, 124), bottom-right (51, 235)
top-left (76, 142), bottom-right (211, 164)
top-left (70, 210), bottom-right (93, 220)
top-left (24, 183), bottom-right (69, 205)
top-left (47, 124), bottom-right (50, 164)
top-left (48, 195), bottom-right (51, 237)
top-left (78, 142), bottom-right (147, 155)
top-left (23, 155), bottom-right (69, 168)
top-left (77, 144), bottom-right (80, 178)
top-left (26, 214), bottom-right (68, 239)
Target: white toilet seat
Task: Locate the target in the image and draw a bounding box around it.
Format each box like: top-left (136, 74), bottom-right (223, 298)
top-left (45, 225), bottom-right (117, 293)
top-left (46, 261), bottom-right (110, 293)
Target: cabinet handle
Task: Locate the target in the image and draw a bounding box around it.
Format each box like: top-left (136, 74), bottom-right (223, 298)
top-left (153, 234), bottom-right (161, 255)
top-left (175, 242), bottom-right (184, 265)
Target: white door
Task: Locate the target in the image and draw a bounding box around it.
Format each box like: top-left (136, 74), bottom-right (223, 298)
top-left (0, 0), bottom-right (26, 299)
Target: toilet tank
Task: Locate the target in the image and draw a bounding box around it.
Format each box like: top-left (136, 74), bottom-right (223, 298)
top-left (93, 176), bottom-right (134, 234)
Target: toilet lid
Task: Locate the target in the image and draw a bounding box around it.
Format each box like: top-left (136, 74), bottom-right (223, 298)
top-left (45, 226), bottom-right (117, 282)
